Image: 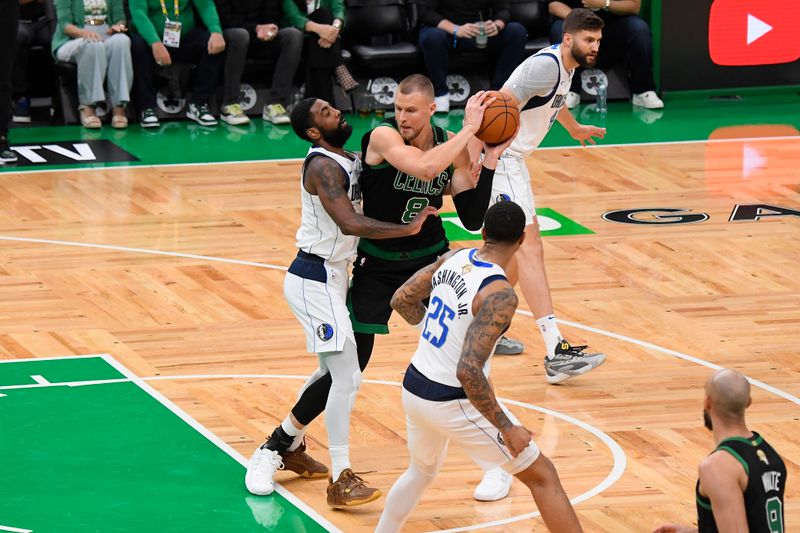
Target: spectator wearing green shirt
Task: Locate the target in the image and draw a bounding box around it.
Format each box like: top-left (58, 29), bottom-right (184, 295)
top-left (283, 0), bottom-right (357, 103)
top-left (129, 0), bottom-right (226, 127)
top-left (52, 0), bottom-right (133, 128)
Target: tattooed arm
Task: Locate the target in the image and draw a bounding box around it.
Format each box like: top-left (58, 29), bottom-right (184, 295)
top-left (306, 156), bottom-right (437, 239)
top-left (456, 281), bottom-right (533, 456)
top-left (390, 250), bottom-right (459, 326)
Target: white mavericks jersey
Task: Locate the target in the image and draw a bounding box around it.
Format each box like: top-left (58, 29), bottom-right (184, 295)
top-left (410, 248), bottom-right (508, 388)
top-left (295, 146), bottom-right (362, 263)
top-left (504, 44), bottom-right (574, 158)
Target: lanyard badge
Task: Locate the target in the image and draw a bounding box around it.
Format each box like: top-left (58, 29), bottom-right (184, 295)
top-left (160, 0), bottom-right (182, 47)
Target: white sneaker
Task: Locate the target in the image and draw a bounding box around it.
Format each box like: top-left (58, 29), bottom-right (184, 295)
top-left (632, 91), bottom-right (664, 109)
top-left (245, 446), bottom-right (284, 496)
top-left (566, 91), bottom-right (581, 109)
top-left (434, 95), bottom-right (450, 113)
top-left (262, 103), bottom-right (291, 125)
top-left (186, 103), bottom-right (218, 126)
top-left (473, 467), bottom-right (512, 502)
top-left (221, 103), bottom-right (250, 125)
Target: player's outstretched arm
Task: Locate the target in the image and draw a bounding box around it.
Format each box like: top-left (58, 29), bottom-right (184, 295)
top-left (556, 109), bottom-right (606, 146)
top-left (457, 281), bottom-right (531, 457)
top-left (367, 92), bottom-right (493, 181)
top-left (450, 125), bottom-right (519, 230)
top-left (307, 156), bottom-right (437, 239)
top-left (390, 250), bottom-right (459, 326)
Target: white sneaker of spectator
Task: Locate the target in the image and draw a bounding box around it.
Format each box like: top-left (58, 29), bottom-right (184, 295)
top-left (566, 91), bottom-right (581, 109)
top-left (434, 95), bottom-right (450, 113)
top-left (186, 103), bottom-right (218, 127)
top-left (473, 467), bottom-right (513, 502)
top-left (263, 103), bottom-right (290, 125)
top-left (632, 91), bottom-right (664, 109)
top-left (221, 103), bottom-right (251, 125)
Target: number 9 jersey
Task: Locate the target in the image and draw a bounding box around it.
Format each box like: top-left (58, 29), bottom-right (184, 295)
top-left (411, 248), bottom-right (509, 388)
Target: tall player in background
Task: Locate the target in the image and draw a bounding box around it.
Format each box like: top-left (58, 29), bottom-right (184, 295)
top-left (244, 97), bottom-right (436, 508)
top-left (376, 201), bottom-right (584, 533)
top-left (472, 9), bottom-right (609, 501)
top-left (492, 8), bottom-right (608, 384)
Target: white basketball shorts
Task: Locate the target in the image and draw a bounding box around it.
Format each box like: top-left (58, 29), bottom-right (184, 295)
top-left (284, 255), bottom-right (354, 354)
top-left (490, 152), bottom-right (536, 226)
top-left (402, 387), bottom-right (540, 475)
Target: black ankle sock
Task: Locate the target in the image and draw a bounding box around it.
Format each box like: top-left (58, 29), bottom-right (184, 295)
top-left (262, 426), bottom-right (294, 453)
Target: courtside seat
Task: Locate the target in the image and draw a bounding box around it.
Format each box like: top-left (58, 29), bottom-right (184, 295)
top-left (509, 0), bottom-right (550, 56)
top-left (344, 0), bottom-right (418, 75)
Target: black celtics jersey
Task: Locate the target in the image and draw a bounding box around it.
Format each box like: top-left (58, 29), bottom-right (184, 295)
top-left (696, 432), bottom-right (786, 533)
top-left (359, 118), bottom-right (454, 256)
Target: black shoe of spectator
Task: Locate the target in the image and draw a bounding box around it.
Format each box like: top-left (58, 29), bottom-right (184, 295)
top-left (140, 108), bottom-right (160, 128)
top-left (13, 97), bottom-right (31, 124)
top-left (0, 135), bottom-right (18, 164)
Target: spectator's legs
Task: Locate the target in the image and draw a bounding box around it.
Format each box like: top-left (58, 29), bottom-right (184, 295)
top-left (13, 21), bottom-right (34, 98)
top-left (55, 38), bottom-right (108, 107)
top-left (171, 28), bottom-right (223, 105)
top-left (304, 8), bottom-right (339, 102)
top-left (418, 26), bottom-right (451, 97)
top-left (270, 27), bottom-right (302, 106)
top-left (130, 33), bottom-right (158, 110)
top-left (488, 21), bottom-right (527, 90)
top-left (549, 19), bottom-right (564, 45)
top-left (222, 27), bottom-right (249, 106)
top-left (103, 33), bottom-right (132, 107)
top-left (0, 0), bottom-right (20, 141)
top-left (601, 15), bottom-right (655, 94)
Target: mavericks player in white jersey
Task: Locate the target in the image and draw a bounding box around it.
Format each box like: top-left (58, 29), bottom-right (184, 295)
top-left (245, 97), bottom-right (436, 508)
top-left (376, 202), bottom-right (584, 533)
top-left (491, 8), bottom-right (608, 384)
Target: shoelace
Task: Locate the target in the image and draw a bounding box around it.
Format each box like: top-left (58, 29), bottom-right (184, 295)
top-left (254, 449), bottom-right (284, 472)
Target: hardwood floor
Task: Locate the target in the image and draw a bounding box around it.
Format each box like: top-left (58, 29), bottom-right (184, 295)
top-left (0, 137), bottom-right (797, 532)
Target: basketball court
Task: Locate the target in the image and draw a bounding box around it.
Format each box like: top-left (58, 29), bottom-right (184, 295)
top-left (0, 95), bottom-right (797, 532)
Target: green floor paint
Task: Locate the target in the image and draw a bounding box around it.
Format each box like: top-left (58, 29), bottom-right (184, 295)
top-left (0, 356), bottom-right (329, 533)
top-left (443, 208), bottom-right (594, 242)
top-left (3, 91), bottom-right (798, 173)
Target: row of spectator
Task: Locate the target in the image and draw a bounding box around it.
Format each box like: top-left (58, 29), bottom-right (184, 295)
top-left (9, 0), bottom-right (661, 130)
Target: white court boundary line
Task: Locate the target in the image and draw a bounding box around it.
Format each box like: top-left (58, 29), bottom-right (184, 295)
top-left (1, 134), bottom-right (798, 176)
top-left (0, 357), bottom-right (626, 533)
top-left (0, 525), bottom-right (33, 533)
top-left (0, 235), bottom-right (796, 407)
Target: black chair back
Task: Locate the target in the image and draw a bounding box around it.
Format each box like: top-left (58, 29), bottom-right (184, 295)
top-left (509, 0), bottom-right (547, 37)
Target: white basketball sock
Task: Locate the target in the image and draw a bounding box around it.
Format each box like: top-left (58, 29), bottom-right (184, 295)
top-left (536, 314), bottom-right (563, 359)
top-left (321, 340), bottom-right (361, 480)
top-left (375, 464), bottom-right (437, 533)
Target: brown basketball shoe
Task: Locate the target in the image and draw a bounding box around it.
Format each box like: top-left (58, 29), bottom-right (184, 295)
top-left (327, 468), bottom-right (382, 508)
top-left (281, 439), bottom-right (329, 479)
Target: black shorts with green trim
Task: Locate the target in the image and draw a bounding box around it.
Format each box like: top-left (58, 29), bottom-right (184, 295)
top-left (348, 242), bottom-right (447, 334)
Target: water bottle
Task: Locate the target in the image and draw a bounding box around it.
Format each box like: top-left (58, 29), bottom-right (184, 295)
top-left (476, 22), bottom-right (487, 49)
top-left (595, 80), bottom-right (607, 114)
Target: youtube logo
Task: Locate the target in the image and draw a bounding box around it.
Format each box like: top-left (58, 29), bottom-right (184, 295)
top-left (708, 0), bottom-right (800, 66)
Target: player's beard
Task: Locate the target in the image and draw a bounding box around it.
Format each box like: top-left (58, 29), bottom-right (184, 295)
top-left (703, 409), bottom-right (713, 431)
top-left (320, 117), bottom-right (353, 148)
top-left (571, 46), bottom-right (598, 68)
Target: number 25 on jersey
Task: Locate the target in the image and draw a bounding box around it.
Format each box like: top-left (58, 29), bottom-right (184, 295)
top-left (422, 296), bottom-right (455, 348)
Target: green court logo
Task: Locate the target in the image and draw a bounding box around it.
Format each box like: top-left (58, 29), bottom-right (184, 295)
top-left (442, 208), bottom-right (594, 242)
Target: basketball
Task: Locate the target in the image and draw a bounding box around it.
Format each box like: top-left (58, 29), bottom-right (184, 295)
top-left (475, 91), bottom-right (519, 145)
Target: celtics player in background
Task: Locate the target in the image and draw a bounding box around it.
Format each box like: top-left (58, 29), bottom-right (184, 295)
top-left (653, 369), bottom-right (786, 533)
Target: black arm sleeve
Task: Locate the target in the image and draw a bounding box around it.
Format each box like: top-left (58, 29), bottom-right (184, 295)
top-left (452, 165), bottom-right (495, 231)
